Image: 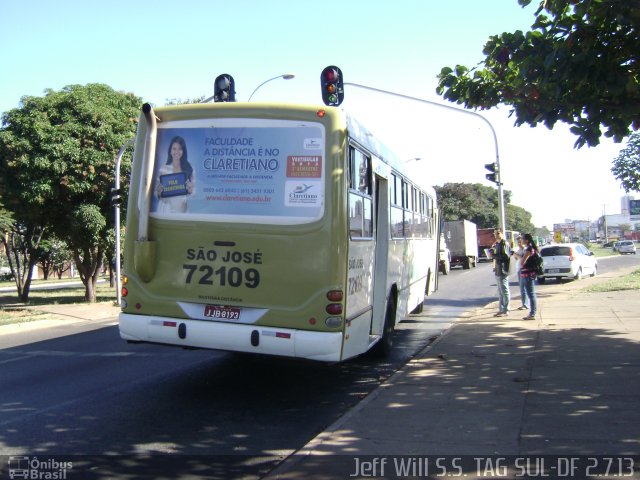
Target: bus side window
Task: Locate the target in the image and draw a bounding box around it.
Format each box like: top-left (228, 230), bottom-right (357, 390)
top-left (390, 173), bottom-right (403, 238)
top-left (349, 147), bottom-right (373, 238)
top-left (402, 180), bottom-right (410, 238)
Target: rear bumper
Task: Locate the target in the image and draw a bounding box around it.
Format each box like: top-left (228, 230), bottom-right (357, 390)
top-left (540, 267), bottom-right (572, 279)
top-left (119, 313), bottom-right (343, 362)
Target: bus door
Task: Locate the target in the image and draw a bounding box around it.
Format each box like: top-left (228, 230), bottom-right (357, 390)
top-left (343, 148), bottom-right (378, 359)
top-left (370, 173), bottom-right (389, 337)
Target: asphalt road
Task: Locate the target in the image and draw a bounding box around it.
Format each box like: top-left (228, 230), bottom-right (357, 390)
top-left (0, 255), bottom-right (636, 479)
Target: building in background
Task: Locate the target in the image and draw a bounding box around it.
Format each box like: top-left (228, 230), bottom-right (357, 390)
top-left (551, 196), bottom-right (640, 243)
top-left (597, 195), bottom-right (640, 241)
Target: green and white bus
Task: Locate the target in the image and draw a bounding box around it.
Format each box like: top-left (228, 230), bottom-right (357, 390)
top-left (119, 102), bottom-right (440, 362)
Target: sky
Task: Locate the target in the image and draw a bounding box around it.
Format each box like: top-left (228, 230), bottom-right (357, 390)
top-left (0, 0), bottom-right (633, 229)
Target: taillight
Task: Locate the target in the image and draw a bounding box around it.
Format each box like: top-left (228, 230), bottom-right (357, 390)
top-left (327, 290), bottom-right (343, 302)
top-left (569, 248), bottom-right (575, 261)
top-left (325, 289), bottom-right (344, 325)
top-left (326, 304), bottom-right (343, 315)
top-left (121, 287), bottom-right (128, 297)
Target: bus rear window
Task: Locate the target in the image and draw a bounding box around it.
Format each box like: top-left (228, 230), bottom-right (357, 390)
top-left (146, 118), bottom-right (326, 224)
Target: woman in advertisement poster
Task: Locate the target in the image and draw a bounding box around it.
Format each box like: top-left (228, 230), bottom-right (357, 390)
top-left (155, 136), bottom-right (195, 213)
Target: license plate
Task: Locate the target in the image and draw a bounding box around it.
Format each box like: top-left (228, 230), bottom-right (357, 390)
top-left (204, 304), bottom-right (241, 320)
top-left (548, 268), bottom-right (560, 273)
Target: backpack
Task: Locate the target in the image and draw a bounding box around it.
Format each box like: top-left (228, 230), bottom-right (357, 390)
top-left (525, 252), bottom-right (544, 276)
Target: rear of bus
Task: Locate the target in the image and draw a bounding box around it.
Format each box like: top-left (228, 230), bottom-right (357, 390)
top-left (119, 103), bottom-right (350, 362)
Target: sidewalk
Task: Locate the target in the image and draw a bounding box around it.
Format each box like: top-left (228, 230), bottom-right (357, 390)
top-left (268, 266), bottom-right (640, 479)
top-left (0, 302), bottom-right (120, 348)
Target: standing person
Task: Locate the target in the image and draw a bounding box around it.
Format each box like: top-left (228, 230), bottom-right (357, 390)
top-left (520, 233), bottom-right (539, 320)
top-left (155, 136), bottom-right (195, 213)
top-left (513, 236), bottom-right (530, 311)
top-left (492, 229), bottom-right (511, 317)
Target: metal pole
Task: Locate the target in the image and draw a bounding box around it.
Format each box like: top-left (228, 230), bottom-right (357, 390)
top-left (248, 74), bottom-right (295, 101)
top-left (114, 138), bottom-right (135, 306)
top-left (344, 82), bottom-right (506, 231)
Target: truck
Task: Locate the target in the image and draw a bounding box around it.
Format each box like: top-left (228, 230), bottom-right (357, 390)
top-left (443, 220), bottom-right (478, 269)
top-left (477, 228), bottom-right (495, 262)
top-left (477, 228), bottom-right (520, 261)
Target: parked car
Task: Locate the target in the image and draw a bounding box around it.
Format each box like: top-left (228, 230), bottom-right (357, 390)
top-left (537, 243), bottom-right (597, 283)
top-left (616, 240), bottom-right (637, 255)
top-left (612, 241), bottom-right (621, 252)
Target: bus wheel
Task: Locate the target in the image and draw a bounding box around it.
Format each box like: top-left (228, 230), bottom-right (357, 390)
top-left (371, 297), bottom-right (396, 358)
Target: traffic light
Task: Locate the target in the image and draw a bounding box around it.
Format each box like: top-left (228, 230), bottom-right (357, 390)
top-left (485, 162), bottom-right (500, 184)
top-left (320, 66), bottom-right (344, 106)
top-left (110, 187), bottom-right (122, 207)
top-left (214, 74), bottom-right (236, 102)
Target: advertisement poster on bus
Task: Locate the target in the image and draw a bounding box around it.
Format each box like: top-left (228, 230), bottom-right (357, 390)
top-left (149, 121), bottom-right (325, 223)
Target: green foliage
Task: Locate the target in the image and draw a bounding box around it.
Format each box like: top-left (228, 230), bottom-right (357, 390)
top-left (506, 203), bottom-right (535, 234)
top-left (0, 83), bottom-right (141, 301)
top-left (585, 268), bottom-right (640, 292)
top-left (36, 236), bottom-right (72, 280)
top-left (0, 83), bottom-right (140, 226)
top-left (436, 0), bottom-right (640, 148)
top-left (534, 225), bottom-right (550, 237)
top-left (435, 182), bottom-right (535, 232)
top-left (611, 132), bottom-right (640, 192)
top-left (618, 223), bottom-right (632, 237)
top-left (164, 95), bottom-right (207, 105)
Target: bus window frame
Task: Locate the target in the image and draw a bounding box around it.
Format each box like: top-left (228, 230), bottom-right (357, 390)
top-left (348, 144), bottom-right (374, 240)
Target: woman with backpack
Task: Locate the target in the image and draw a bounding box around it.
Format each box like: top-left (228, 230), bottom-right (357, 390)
top-left (520, 233), bottom-right (539, 320)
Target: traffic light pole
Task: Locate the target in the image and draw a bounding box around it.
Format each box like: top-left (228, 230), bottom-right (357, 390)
top-left (343, 82), bottom-right (506, 231)
top-left (114, 137), bottom-right (135, 306)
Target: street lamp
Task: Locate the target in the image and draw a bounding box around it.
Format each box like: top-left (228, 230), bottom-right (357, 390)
top-left (405, 157), bottom-right (421, 164)
top-left (248, 74), bottom-right (295, 101)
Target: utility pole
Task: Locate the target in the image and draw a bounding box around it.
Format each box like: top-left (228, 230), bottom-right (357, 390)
top-left (603, 205), bottom-right (609, 243)
top-left (114, 137), bottom-right (135, 305)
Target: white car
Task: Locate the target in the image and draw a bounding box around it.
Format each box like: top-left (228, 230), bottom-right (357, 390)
top-left (616, 240), bottom-right (636, 255)
top-left (537, 243), bottom-right (597, 283)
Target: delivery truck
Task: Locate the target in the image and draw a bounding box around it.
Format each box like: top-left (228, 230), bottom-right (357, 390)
top-left (443, 220), bottom-right (478, 269)
top-left (477, 228), bottom-right (519, 261)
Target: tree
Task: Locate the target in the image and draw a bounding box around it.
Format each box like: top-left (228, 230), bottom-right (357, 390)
top-left (611, 132), bottom-right (640, 192)
top-left (436, 183), bottom-right (504, 227)
top-left (534, 225), bottom-right (551, 239)
top-left (436, 0), bottom-right (640, 149)
top-left (435, 182), bottom-right (536, 232)
top-left (0, 209), bottom-right (44, 302)
top-left (37, 236), bottom-right (72, 280)
top-left (618, 223), bottom-right (632, 240)
top-left (0, 83), bottom-right (140, 302)
top-left (506, 204), bottom-right (535, 234)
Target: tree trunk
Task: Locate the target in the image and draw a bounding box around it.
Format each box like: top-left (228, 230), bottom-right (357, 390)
top-left (1, 225), bottom-right (44, 303)
top-left (109, 263), bottom-right (115, 288)
top-left (74, 247), bottom-right (104, 303)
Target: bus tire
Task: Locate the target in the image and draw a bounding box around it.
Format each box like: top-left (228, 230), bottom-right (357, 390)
top-left (463, 257), bottom-right (471, 269)
top-left (371, 295), bottom-right (396, 358)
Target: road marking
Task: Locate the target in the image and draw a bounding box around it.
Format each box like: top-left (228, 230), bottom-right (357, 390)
top-left (0, 355), bottom-right (33, 365)
top-left (0, 349), bottom-right (196, 359)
